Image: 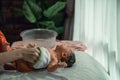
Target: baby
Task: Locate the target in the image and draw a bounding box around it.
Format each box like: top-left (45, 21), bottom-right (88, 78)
top-left (33, 45), bottom-right (76, 72)
top-left (4, 44), bottom-right (76, 72)
top-left (0, 35), bottom-right (76, 72)
top-left (0, 31), bottom-right (86, 72)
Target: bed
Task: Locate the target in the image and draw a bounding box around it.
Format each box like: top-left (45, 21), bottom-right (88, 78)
top-left (0, 51), bottom-right (111, 80)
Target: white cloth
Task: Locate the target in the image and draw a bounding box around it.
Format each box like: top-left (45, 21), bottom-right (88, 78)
top-left (33, 47), bottom-right (51, 69)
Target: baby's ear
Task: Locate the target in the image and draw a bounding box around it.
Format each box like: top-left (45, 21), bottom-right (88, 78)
top-left (62, 52), bottom-right (67, 58)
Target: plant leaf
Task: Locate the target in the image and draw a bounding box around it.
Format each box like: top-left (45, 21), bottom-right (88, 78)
top-left (43, 1), bottom-right (66, 18)
top-left (39, 21), bottom-right (55, 28)
top-left (22, 1), bottom-right (37, 23)
top-left (27, 0), bottom-right (42, 20)
top-left (22, 0), bottom-right (42, 23)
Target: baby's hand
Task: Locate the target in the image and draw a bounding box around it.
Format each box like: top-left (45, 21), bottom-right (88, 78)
top-left (58, 61), bottom-right (67, 68)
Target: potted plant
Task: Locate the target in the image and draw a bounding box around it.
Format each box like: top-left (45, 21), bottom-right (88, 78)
top-left (16, 0), bottom-right (66, 39)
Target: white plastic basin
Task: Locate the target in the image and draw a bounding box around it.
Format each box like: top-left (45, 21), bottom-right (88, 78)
top-left (20, 28), bottom-right (57, 48)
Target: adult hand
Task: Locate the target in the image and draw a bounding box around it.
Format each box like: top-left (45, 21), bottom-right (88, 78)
top-left (11, 41), bottom-right (25, 49)
top-left (18, 48), bottom-right (40, 63)
top-left (12, 41), bottom-right (35, 49)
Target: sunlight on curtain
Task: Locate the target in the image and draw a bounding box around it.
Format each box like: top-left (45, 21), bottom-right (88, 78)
top-left (73, 0), bottom-right (120, 80)
top-left (117, 0), bottom-right (120, 80)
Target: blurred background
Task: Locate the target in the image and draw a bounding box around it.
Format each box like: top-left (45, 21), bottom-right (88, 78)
top-left (0, 0), bottom-right (74, 44)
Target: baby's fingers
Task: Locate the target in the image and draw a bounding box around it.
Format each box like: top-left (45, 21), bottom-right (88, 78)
top-left (58, 62), bottom-right (67, 68)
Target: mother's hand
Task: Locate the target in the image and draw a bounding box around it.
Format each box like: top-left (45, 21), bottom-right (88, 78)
top-left (18, 48), bottom-right (40, 63)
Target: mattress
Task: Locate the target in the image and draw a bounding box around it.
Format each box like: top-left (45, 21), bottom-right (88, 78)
top-left (0, 51), bottom-right (111, 80)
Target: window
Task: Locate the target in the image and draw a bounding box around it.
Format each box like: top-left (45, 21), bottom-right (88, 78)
top-left (73, 0), bottom-right (120, 80)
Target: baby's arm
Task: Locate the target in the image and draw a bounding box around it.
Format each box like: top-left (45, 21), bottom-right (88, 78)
top-left (47, 48), bottom-right (58, 72)
top-left (47, 48), bottom-right (67, 72)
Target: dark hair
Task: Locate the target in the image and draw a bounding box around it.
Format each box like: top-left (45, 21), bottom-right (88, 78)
top-left (66, 53), bottom-right (76, 67)
top-left (61, 53), bottom-right (76, 67)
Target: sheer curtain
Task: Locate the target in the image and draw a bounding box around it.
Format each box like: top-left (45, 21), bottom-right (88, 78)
top-left (73, 0), bottom-right (120, 80)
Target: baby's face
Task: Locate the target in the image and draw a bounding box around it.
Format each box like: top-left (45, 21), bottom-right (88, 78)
top-left (61, 52), bottom-right (76, 67)
top-left (61, 53), bottom-right (68, 62)
top-left (55, 45), bottom-right (73, 63)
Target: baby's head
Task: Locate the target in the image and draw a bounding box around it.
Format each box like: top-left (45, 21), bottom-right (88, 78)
top-left (55, 45), bottom-right (76, 67)
top-left (61, 52), bottom-right (76, 67)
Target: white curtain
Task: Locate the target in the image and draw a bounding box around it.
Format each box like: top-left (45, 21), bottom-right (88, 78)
top-left (73, 0), bottom-right (120, 80)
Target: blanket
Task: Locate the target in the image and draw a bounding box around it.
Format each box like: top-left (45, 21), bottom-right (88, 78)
top-left (0, 51), bottom-right (111, 80)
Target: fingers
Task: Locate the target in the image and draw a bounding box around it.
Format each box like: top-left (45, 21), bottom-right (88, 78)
top-left (29, 48), bottom-right (40, 58)
top-left (22, 53), bottom-right (38, 64)
top-left (21, 48), bottom-right (40, 64)
top-left (11, 42), bottom-right (36, 49)
top-left (11, 41), bottom-right (25, 49)
top-left (27, 43), bottom-right (35, 48)
top-left (26, 56), bottom-right (38, 63)
top-left (58, 62), bottom-right (67, 68)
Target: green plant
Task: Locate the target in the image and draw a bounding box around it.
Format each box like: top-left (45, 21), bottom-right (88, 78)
top-left (17, 0), bottom-right (66, 35)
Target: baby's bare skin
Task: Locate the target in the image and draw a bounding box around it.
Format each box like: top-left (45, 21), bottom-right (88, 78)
top-left (10, 40), bottom-right (85, 72)
top-left (11, 42), bottom-right (68, 72)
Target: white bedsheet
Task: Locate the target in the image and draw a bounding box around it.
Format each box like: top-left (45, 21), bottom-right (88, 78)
top-left (0, 51), bottom-right (111, 80)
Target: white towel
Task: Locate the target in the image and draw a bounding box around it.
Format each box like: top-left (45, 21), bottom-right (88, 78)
top-left (33, 47), bottom-right (51, 69)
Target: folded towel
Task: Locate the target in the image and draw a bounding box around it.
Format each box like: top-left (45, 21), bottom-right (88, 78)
top-left (33, 47), bottom-right (51, 69)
